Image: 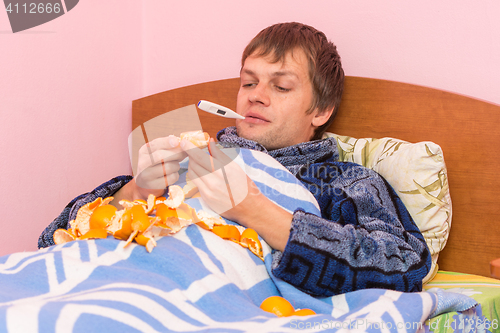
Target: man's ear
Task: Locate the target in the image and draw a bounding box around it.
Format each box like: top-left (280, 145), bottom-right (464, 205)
top-left (311, 107), bottom-right (335, 127)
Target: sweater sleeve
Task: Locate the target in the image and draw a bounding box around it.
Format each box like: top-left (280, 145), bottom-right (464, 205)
top-left (38, 175), bottom-right (133, 249)
top-left (270, 166), bottom-right (431, 297)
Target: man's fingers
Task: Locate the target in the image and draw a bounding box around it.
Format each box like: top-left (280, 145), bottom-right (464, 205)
top-left (139, 135), bottom-right (181, 154)
top-left (148, 149), bottom-right (187, 165)
top-left (181, 139), bottom-right (234, 173)
top-left (139, 161), bottom-right (181, 180)
top-left (136, 170), bottom-right (180, 190)
top-left (207, 139), bottom-right (233, 165)
top-left (180, 140), bottom-right (212, 170)
top-left (187, 165), bottom-right (235, 215)
top-left (137, 141), bottom-right (187, 175)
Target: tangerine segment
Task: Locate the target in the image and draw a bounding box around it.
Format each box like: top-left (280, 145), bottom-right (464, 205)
top-left (212, 225), bottom-right (241, 243)
top-left (260, 296), bottom-right (295, 317)
top-left (89, 205), bottom-right (117, 229)
top-left (79, 228), bottom-right (108, 240)
top-left (180, 130), bottom-right (210, 148)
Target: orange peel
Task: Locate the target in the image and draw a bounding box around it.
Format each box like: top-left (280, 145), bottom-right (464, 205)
top-left (53, 229), bottom-right (76, 245)
top-left (69, 197), bottom-right (114, 236)
top-left (118, 199), bottom-right (135, 209)
top-left (60, 176), bottom-right (265, 260)
top-left (135, 233), bottom-right (157, 253)
top-left (212, 225), bottom-right (241, 243)
top-left (133, 199), bottom-right (147, 205)
top-left (79, 228), bottom-right (108, 240)
top-left (194, 210), bottom-right (226, 230)
top-left (89, 204), bottom-right (117, 230)
top-left (155, 203), bottom-right (178, 222)
top-left (135, 194), bottom-right (156, 214)
top-left (69, 197), bottom-right (101, 236)
top-left (129, 205), bottom-right (151, 233)
top-left (240, 228), bottom-right (264, 260)
top-left (111, 208), bottom-right (134, 240)
top-left (175, 203), bottom-right (198, 221)
top-left (163, 185), bottom-right (185, 208)
top-left (163, 217), bottom-right (193, 233)
top-left (155, 196), bottom-right (167, 204)
top-left (121, 205), bottom-right (153, 247)
top-left (183, 180), bottom-right (199, 198)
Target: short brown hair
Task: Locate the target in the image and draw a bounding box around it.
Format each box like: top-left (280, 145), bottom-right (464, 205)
top-left (242, 22), bottom-right (345, 140)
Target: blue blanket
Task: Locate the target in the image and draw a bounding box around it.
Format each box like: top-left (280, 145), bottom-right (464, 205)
top-left (0, 149), bottom-right (476, 332)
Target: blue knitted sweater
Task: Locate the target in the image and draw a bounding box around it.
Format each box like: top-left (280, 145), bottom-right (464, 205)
top-left (39, 127), bottom-right (431, 297)
top-left (217, 127), bottom-right (431, 296)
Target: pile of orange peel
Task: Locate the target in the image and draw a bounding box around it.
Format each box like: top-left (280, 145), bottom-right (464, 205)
top-left (53, 131), bottom-right (263, 260)
top-left (53, 184), bottom-right (263, 260)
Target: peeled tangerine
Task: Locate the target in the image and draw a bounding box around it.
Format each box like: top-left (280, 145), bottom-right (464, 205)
top-left (260, 296), bottom-right (316, 317)
top-left (53, 181), bottom-right (264, 261)
top-left (180, 130), bottom-right (210, 148)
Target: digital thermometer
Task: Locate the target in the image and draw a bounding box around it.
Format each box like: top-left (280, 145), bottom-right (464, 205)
top-left (197, 100), bottom-right (245, 119)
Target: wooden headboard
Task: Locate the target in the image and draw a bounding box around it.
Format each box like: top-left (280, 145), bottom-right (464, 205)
top-left (133, 76), bottom-right (500, 278)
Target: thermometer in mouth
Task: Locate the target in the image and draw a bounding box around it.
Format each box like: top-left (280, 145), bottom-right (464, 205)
top-left (197, 100), bottom-right (245, 119)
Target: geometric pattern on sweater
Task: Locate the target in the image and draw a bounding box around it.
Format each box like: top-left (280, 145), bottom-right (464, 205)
top-left (217, 126), bottom-right (431, 296)
top-left (37, 175), bottom-right (132, 248)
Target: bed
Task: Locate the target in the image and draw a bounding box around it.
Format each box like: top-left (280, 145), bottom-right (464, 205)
top-left (1, 77), bottom-right (499, 332)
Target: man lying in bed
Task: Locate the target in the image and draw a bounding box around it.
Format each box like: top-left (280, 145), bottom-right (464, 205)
top-left (39, 22), bottom-right (431, 297)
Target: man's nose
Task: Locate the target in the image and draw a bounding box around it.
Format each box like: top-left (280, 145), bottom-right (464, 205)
top-left (249, 83), bottom-right (270, 106)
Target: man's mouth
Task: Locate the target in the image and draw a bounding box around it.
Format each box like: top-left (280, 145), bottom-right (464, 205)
top-left (243, 112), bottom-right (270, 123)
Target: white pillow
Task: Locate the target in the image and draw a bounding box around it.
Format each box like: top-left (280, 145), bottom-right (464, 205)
top-left (324, 133), bottom-right (452, 283)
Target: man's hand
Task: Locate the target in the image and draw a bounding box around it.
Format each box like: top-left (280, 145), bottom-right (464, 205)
top-left (111, 135), bottom-right (187, 207)
top-left (135, 135), bottom-right (187, 193)
top-left (180, 138), bottom-right (293, 251)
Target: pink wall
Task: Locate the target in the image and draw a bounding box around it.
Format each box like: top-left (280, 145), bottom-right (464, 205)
top-left (1, 0), bottom-right (499, 256)
top-left (0, 1), bottom-right (142, 255)
top-left (143, 0), bottom-right (500, 105)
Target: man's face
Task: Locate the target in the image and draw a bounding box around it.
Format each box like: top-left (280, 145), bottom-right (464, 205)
top-left (235, 49), bottom-right (323, 150)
